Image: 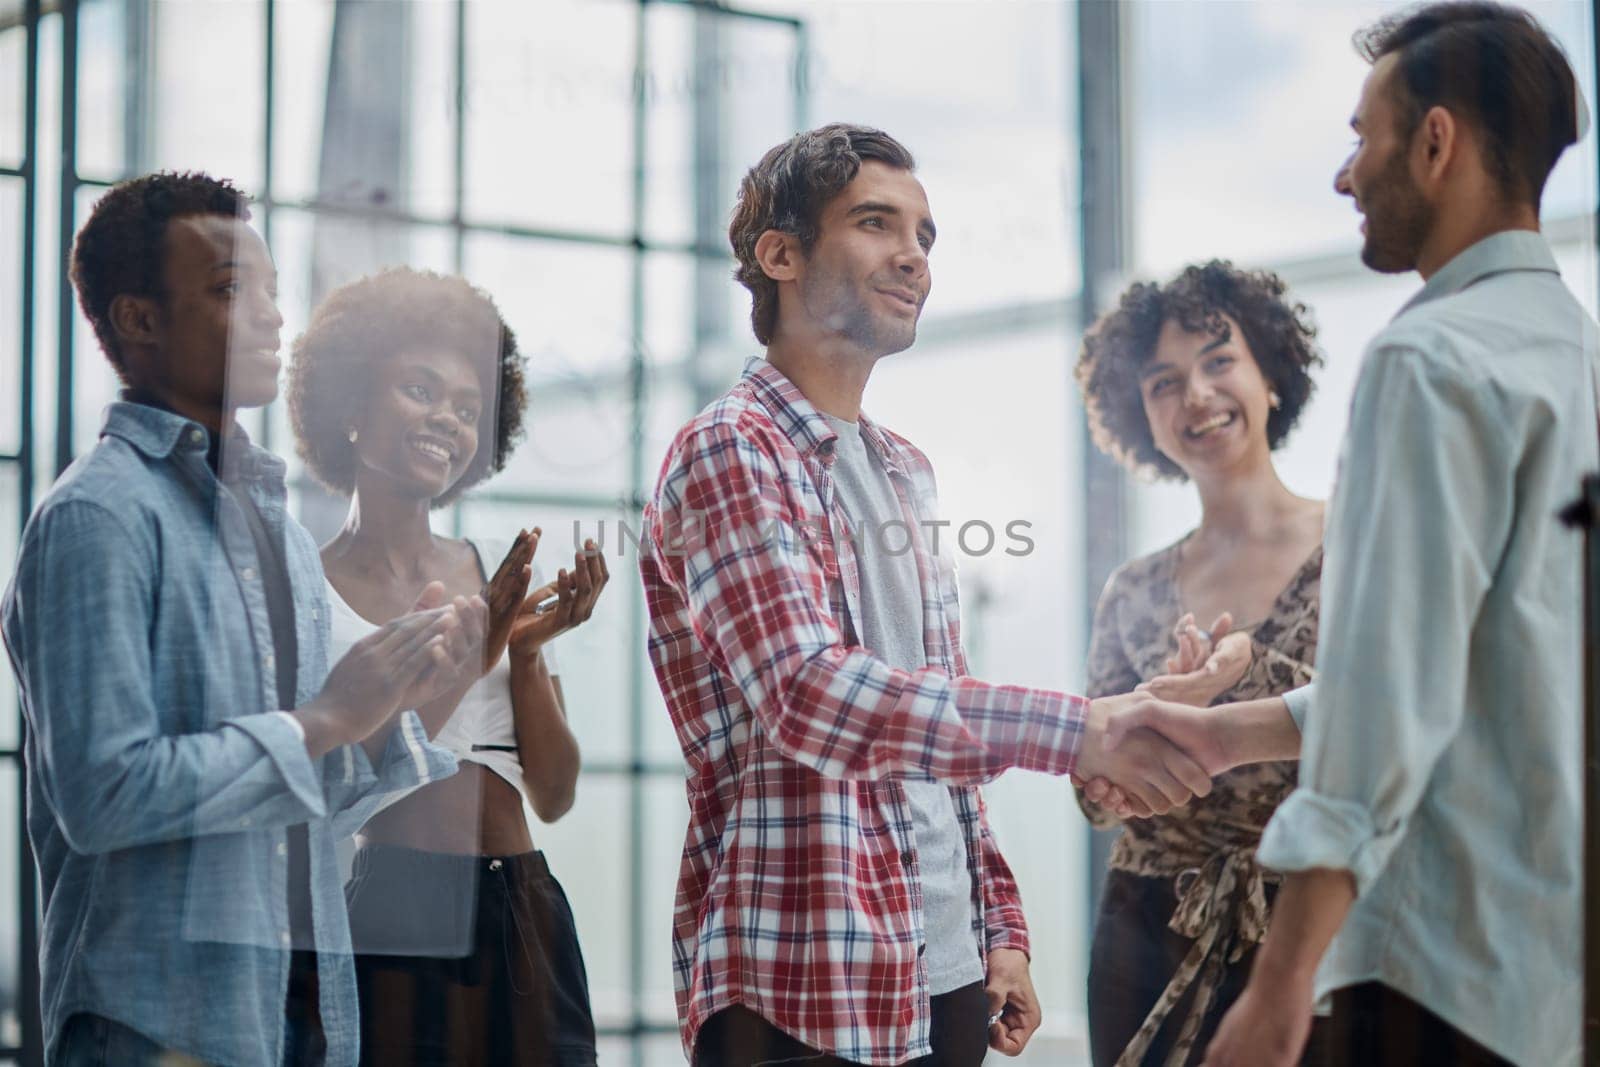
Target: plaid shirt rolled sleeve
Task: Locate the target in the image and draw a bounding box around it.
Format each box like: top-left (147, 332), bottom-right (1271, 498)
top-left (641, 359), bottom-right (1087, 1064)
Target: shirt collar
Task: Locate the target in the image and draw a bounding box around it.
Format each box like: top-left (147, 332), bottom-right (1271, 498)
top-left (742, 357), bottom-right (841, 462)
top-left (1398, 229), bottom-right (1560, 319)
top-left (100, 398), bottom-right (285, 485)
top-left (741, 357), bottom-right (910, 477)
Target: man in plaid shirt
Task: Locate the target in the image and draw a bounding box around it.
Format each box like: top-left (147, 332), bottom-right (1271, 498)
top-left (641, 125), bottom-right (1213, 1066)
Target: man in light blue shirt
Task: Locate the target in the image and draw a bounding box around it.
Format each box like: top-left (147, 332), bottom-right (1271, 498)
top-left (1, 172), bottom-right (481, 1065)
top-left (1104, 4), bottom-right (1595, 1065)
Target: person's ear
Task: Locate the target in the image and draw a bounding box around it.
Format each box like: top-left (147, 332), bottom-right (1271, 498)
top-left (754, 229), bottom-right (801, 283)
top-left (1414, 105), bottom-right (1458, 188)
top-left (109, 293), bottom-right (162, 348)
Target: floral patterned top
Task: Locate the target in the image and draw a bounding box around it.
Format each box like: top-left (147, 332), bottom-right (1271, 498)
top-left (1078, 535), bottom-right (1322, 1067)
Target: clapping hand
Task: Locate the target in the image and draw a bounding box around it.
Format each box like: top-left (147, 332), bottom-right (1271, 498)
top-left (301, 582), bottom-right (487, 753)
top-left (1141, 611), bottom-right (1252, 705)
top-left (482, 528), bottom-right (538, 671)
top-left (404, 582), bottom-right (490, 708)
top-left (506, 538), bottom-right (610, 665)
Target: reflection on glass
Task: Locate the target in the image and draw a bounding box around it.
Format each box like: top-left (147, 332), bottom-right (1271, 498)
top-left (641, 3), bottom-right (800, 249)
top-left (268, 0), bottom-right (335, 205)
top-left (145, 0), bottom-right (265, 188)
top-left (464, 232), bottom-right (634, 384)
top-left (462, 0), bottom-right (634, 238)
top-left (288, 266), bottom-right (604, 1063)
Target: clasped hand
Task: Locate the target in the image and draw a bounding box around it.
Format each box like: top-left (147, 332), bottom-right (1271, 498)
top-left (1074, 612), bottom-right (1254, 817)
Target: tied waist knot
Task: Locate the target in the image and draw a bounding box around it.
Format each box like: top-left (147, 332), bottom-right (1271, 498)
top-left (1115, 849), bottom-right (1272, 1067)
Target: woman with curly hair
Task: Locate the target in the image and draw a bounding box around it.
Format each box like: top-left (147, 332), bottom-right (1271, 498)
top-left (288, 267), bottom-right (607, 1066)
top-left (1073, 260), bottom-right (1328, 1067)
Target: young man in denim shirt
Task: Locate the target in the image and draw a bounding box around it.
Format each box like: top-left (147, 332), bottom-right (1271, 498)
top-left (1, 172), bottom-right (483, 1066)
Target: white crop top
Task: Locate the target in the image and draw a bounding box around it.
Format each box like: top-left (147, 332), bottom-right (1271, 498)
top-left (324, 537), bottom-right (560, 824)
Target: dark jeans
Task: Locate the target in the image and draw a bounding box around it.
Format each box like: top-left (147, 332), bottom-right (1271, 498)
top-left (1325, 983), bottom-right (1513, 1067)
top-left (693, 980), bottom-right (989, 1067)
top-left (1087, 869), bottom-right (1327, 1067)
top-left (55, 1011), bottom-right (322, 1067)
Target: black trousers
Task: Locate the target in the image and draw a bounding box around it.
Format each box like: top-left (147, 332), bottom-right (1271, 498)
top-left (1324, 983), bottom-right (1513, 1067)
top-left (694, 981), bottom-right (989, 1067)
top-left (1087, 869), bottom-right (1328, 1067)
top-left (348, 845), bottom-right (597, 1067)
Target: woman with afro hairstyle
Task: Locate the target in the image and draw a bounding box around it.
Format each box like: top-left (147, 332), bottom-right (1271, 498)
top-left (288, 267), bottom-right (607, 1066)
top-left (1071, 261), bottom-right (1329, 1067)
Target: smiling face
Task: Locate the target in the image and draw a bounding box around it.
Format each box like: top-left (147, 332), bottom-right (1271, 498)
top-left (1335, 54), bottom-right (1434, 274)
top-left (791, 160), bottom-right (936, 357)
top-left (351, 346), bottom-right (485, 503)
top-left (1140, 313), bottom-right (1276, 480)
top-left (128, 214), bottom-right (283, 417)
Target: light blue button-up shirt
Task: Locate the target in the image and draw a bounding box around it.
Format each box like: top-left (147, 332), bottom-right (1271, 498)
top-left (0, 402), bottom-right (456, 1066)
top-left (1261, 232), bottom-right (1598, 1066)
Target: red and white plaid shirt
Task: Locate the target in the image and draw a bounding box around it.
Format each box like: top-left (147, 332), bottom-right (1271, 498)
top-left (641, 359), bottom-right (1089, 1065)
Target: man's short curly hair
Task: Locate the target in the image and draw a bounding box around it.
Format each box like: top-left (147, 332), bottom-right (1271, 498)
top-left (1075, 260), bottom-right (1324, 481)
top-left (287, 268), bottom-right (527, 508)
top-left (729, 124), bottom-right (916, 344)
top-left (70, 171), bottom-right (250, 379)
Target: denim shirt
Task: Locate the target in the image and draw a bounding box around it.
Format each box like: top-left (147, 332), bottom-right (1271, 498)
top-left (1, 402), bottom-right (457, 1066)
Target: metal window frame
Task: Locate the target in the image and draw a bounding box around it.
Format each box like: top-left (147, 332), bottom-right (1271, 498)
top-left (1076, 0), bottom-right (1129, 931)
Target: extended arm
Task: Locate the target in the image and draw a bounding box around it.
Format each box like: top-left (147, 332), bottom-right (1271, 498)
top-left (656, 424), bottom-right (1210, 809)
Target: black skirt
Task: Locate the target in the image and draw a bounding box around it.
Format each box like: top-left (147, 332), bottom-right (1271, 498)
top-left (346, 844), bottom-right (598, 1067)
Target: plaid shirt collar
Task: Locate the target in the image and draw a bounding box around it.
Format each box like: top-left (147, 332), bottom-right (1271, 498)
top-left (741, 356), bottom-right (913, 481)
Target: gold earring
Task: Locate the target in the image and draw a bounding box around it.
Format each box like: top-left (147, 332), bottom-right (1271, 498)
top-left (1268, 391), bottom-right (1282, 410)
top-left (347, 428), bottom-right (359, 444)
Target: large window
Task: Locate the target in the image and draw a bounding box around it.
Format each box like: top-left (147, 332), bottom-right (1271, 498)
top-left (4, 3), bottom-right (1596, 1065)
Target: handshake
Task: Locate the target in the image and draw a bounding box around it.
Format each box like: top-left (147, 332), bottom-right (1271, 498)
top-left (1072, 613), bottom-right (1261, 819)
